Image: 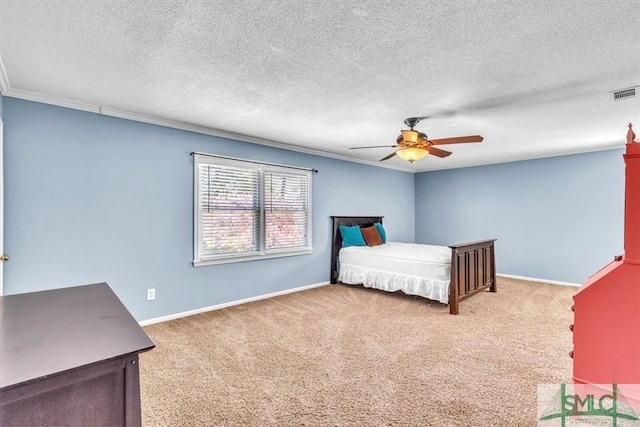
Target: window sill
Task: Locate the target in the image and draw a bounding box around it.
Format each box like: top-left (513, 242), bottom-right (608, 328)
top-left (193, 248), bottom-right (313, 267)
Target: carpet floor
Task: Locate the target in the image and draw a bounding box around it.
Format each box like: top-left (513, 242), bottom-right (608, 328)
top-left (140, 277), bottom-right (576, 426)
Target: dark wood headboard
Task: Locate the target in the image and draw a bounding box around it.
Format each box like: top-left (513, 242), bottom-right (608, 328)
top-left (330, 216), bottom-right (383, 284)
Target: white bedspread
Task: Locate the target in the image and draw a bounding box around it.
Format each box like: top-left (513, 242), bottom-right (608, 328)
top-left (338, 242), bottom-right (451, 304)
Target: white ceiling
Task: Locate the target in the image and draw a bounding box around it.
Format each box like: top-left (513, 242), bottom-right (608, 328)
top-left (0, 0), bottom-right (638, 172)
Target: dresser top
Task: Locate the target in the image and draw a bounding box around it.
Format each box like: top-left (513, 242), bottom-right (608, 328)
top-left (0, 282), bottom-right (155, 389)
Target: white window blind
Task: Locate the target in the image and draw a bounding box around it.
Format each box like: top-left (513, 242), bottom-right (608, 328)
top-left (265, 171), bottom-right (310, 250)
top-left (193, 154), bottom-right (312, 266)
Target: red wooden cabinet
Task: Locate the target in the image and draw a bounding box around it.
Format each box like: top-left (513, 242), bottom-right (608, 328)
top-left (572, 124), bottom-right (640, 406)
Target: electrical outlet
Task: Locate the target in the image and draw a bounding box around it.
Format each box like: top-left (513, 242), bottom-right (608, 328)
top-left (146, 288), bottom-right (156, 301)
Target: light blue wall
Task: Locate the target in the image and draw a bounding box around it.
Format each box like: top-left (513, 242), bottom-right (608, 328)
top-left (415, 150), bottom-right (625, 284)
top-left (6, 95), bottom-right (626, 316)
top-left (3, 97), bottom-right (415, 321)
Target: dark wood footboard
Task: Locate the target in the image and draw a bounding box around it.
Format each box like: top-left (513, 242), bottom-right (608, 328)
top-left (448, 239), bottom-right (497, 315)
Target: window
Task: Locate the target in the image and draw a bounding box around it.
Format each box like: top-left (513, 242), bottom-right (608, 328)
top-left (193, 154), bottom-right (312, 266)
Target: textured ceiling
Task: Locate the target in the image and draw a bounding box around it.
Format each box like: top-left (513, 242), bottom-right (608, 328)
top-left (0, 0), bottom-right (638, 172)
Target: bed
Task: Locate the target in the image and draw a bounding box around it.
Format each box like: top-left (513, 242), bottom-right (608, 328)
top-left (330, 216), bottom-right (497, 315)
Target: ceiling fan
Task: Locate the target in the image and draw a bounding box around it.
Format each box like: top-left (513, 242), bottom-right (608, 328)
top-left (350, 116), bottom-right (484, 163)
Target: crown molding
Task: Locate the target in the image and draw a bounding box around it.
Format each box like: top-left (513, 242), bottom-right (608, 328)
top-left (3, 86), bottom-right (100, 114)
top-left (0, 55), bottom-right (412, 173)
top-left (3, 92), bottom-right (412, 173)
top-left (4, 53), bottom-right (617, 175)
top-left (99, 106), bottom-right (413, 172)
top-left (0, 56), bottom-right (632, 175)
top-left (0, 70), bottom-right (625, 175)
top-left (0, 55), bottom-right (10, 95)
top-left (413, 142), bottom-right (625, 173)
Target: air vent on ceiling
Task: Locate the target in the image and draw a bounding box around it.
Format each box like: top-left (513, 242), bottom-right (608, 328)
top-left (613, 87), bottom-right (636, 101)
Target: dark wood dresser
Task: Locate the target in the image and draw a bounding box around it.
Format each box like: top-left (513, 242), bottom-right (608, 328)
top-left (0, 282), bottom-right (155, 426)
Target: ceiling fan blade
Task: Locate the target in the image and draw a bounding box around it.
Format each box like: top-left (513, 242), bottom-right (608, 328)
top-left (350, 145), bottom-right (398, 149)
top-left (456, 79), bottom-right (598, 113)
top-left (426, 146), bottom-right (452, 158)
top-left (380, 152), bottom-right (397, 161)
top-left (429, 135), bottom-right (484, 145)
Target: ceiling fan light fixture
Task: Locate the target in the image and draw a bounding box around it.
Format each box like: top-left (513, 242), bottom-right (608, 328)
top-left (350, 116), bottom-right (483, 163)
top-left (400, 129), bottom-right (419, 143)
top-left (396, 147), bottom-right (428, 163)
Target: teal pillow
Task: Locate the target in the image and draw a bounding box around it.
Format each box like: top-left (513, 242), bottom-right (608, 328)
top-left (374, 222), bottom-right (386, 243)
top-left (339, 225), bottom-right (366, 247)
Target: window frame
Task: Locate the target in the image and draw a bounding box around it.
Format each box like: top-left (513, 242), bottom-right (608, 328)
top-left (193, 154), bottom-right (312, 266)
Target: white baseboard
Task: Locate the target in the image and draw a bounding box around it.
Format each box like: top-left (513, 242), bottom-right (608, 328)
top-left (140, 275), bottom-right (577, 326)
top-left (139, 281), bottom-right (330, 326)
top-left (497, 273), bottom-right (580, 287)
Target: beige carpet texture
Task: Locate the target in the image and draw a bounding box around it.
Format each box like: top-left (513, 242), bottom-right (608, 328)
top-left (140, 277), bottom-right (576, 426)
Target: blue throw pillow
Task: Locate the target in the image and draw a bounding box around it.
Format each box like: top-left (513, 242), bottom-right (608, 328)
top-left (374, 222), bottom-right (386, 243)
top-left (339, 225), bottom-right (366, 247)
